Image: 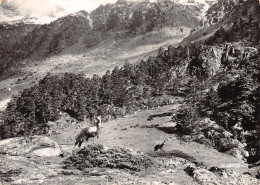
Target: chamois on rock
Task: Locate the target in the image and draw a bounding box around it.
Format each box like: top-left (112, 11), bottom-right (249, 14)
top-left (154, 141), bottom-right (166, 151)
top-left (74, 116), bottom-right (102, 148)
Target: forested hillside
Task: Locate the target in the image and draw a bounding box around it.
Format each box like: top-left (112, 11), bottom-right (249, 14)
top-left (0, 0), bottom-right (259, 166)
top-left (0, 49), bottom-right (179, 138)
top-left (0, 0), bottom-right (209, 78)
top-left (0, 11), bottom-right (92, 77)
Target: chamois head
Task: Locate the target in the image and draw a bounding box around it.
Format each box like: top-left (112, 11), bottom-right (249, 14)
top-left (96, 115), bottom-right (102, 128)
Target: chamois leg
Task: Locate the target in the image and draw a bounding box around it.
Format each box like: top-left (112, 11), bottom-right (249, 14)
top-left (78, 140), bottom-right (84, 148)
top-left (73, 139), bottom-right (80, 150)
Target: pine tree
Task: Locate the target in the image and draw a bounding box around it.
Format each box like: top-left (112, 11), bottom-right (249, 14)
top-left (130, 10), bottom-right (143, 32)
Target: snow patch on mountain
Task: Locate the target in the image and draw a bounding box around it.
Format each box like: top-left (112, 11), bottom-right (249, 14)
top-left (0, 0), bottom-right (216, 25)
top-left (172, 0), bottom-right (217, 20)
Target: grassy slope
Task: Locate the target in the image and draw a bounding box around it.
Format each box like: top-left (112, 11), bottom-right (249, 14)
top-left (50, 103), bottom-right (249, 174)
top-left (1, 102), bottom-right (256, 184)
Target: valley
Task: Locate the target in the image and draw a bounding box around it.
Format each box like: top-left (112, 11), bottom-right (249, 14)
top-left (0, 26), bottom-right (190, 108)
top-left (0, 0), bottom-right (259, 184)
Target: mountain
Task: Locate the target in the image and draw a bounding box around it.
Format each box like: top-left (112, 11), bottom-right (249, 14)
top-left (1, 0), bottom-right (258, 134)
top-left (90, 0), bottom-right (207, 32)
top-left (0, 0), bottom-right (216, 78)
top-left (1, 0), bottom-right (259, 163)
top-left (201, 0), bottom-right (240, 27)
top-left (0, 10), bottom-right (92, 77)
top-left (0, 0), bottom-right (260, 184)
top-left (182, 0), bottom-right (259, 46)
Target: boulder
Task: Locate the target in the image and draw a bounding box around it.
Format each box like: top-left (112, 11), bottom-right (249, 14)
top-left (200, 118), bottom-right (217, 128)
top-left (0, 136), bottom-right (62, 157)
top-left (226, 148), bottom-right (244, 161)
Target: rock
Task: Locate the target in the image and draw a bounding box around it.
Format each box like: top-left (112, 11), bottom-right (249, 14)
top-left (193, 133), bottom-right (205, 141)
top-left (188, 167), bottom-right (260, 185)
top-left (222, 130), bottom-right (233, 138)
top-left (226, 148), bottom-right (244, 160)
top-left (200, 118), bottom-right (217, 128)
top-left (150, 181), bottom-right (166, 185)
top-left (32, 147), bottom-right (61, 157)
top-left (241, 149), bottom-right (249, 158)
top-left (182, 135), bottom-right (192, 142)
top-left (193, 168), bottom-right (221, 185)
top-left (225, 143), bottom-right (249, 160)
top-left (0, 136), bottom-right (62, 157)
top-left (127, 148), bottom-right (143, 155)
top-left (206, 111), bottom-right (213, 117)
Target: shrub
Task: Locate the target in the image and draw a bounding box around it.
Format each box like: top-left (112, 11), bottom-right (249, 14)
top-left (63, 144), bottom-right (156, 172)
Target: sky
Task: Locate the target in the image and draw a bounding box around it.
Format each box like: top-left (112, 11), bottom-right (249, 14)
top-left (0, 0), bottom-right (211, 23)
top-left (1, 0), bottom-right (119, 17)
top-left (0, 0), bottom-right (122, 22)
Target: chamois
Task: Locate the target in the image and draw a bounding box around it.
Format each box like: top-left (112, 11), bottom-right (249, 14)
top-left (74, 116), bottom-right (102, 148)
top-left (154, 141), bottom-right (166, 151)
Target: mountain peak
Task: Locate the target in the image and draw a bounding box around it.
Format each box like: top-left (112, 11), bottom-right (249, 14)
top-left (68, 10), bottom-right (89, 18)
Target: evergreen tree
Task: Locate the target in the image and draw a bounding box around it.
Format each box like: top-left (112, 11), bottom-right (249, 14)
top-left (130, 10), bottom-right (143, 32)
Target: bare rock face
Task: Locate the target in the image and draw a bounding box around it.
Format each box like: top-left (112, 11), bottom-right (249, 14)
top-left (0, 136), bottom-right (62, 157)
top-left (185, 42), bottom-right (258, 79)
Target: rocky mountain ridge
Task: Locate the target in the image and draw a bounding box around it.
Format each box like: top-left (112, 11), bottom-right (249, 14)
top-left (201, 0), bottom-right (240, 27)
top-left (182, 0), bottom-right (259, 46)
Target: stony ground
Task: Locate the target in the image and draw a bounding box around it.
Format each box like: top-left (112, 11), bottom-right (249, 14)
top-left (1, 102), bottom-right (259, 184)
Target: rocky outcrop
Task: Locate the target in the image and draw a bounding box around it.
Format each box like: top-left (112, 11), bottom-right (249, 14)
top-left (0, 136), bottom-right (62, 157)
top-left (187, 45), bottom-right (223, 77)
top-left (184, 42), bottom-right (258, 78)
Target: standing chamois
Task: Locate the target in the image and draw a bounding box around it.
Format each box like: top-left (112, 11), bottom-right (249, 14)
top-left (74, 116), bottom-right (102, 148)
top-left (154, 141), bottom-right (166, 151)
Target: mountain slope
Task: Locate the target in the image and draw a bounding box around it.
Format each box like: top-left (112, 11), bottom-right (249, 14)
top-left (0, 0), bottom-right (215, 78)
top-left (1, 0), bottom-right (259, 164)
top-left (0, 11), bottom-right (92, 77)
top-left (182, 0), bottom-right (259, 46)
top-left (0, 0), bottom-right (260, 183)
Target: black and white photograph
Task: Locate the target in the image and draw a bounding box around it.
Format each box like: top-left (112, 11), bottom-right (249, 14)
top-left (0, 0), bottom-right (259, 184)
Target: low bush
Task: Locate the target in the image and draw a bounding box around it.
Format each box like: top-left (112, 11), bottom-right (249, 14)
top-left (63, 144), bottom-right (156, 172)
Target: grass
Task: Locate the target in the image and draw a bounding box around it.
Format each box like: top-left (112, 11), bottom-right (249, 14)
top-left (147, 150), bottom-right (204, 167)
